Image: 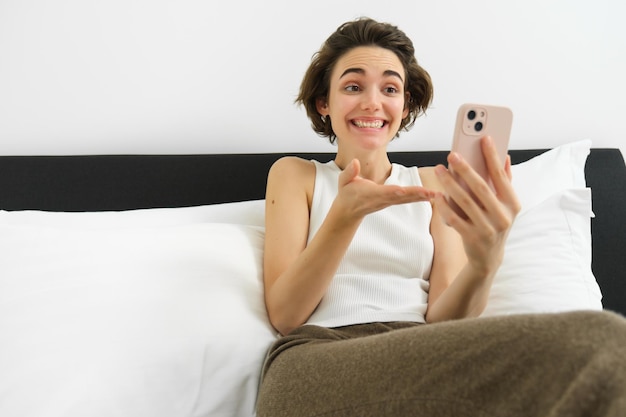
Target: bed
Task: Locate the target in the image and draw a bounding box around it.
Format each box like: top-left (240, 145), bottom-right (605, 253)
top-left (0, 140), bottom-right (624, 416)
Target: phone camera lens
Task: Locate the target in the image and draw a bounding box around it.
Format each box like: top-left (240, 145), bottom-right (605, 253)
top-left (474, 121), bottom-right (483, 132)
top-left (467, 110), bottom-right (476, 120)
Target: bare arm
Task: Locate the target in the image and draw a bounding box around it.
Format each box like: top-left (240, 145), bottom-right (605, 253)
top-left (423, 136), bottom-right (521, 322)
top-left (263, 157), bottom-right (361, 335)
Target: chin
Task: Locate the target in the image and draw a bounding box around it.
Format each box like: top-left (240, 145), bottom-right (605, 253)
top-left (356, 135), bottom-right (393, 151)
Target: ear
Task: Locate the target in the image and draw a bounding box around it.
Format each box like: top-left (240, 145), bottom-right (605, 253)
top-left (403, 92), bottom-right (410, 118)
top-left (316, 98), bottom-right (329, 116)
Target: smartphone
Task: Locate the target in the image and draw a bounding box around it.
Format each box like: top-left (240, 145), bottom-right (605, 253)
top-left (451, 103), bottom-right (513, 182)
top-left (449, 103), bottom-right (513, 215)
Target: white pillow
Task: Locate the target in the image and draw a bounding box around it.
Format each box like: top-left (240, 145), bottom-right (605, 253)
top-left (0, 199), bottom-right (265, 229)
top-left (483, 139), bottom-right (603, 316)
top-left (511, 139), bottom-right (591, 212)
top-left (483, 188), bottom-right (602, 316)
top-left (0, 222), bottom-right (276, 417)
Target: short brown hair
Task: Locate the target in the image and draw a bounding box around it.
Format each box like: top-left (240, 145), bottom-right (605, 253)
top-left (296, 17), bottom-right (433, 144)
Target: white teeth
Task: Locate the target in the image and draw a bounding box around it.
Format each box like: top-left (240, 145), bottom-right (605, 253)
top-left (354, 120), bottom-right (383, 128)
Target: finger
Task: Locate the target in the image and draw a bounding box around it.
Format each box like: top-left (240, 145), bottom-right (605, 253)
top-left (431, 192), bottom-right (472, 235)
top-left (435, 160), bottom-right (477, 222)
top-left (391, 185), bottom-right (439, 202)
top-left (443, 155), bottom-right (491, 222)
top-left (338, 159), bottom-right (360, 187)
top-left (481, 137), bottom-right (511, 195)
top-left (504, 155), bottom-right (513, 181)
top-left (372, 184), bottom-right (438, 208)
top-left (481, 136), bottom-right (503, 168)
top-left (446, 153), bottom-right (515, 235)
top-left (481, 137), bottom-right (519, 211)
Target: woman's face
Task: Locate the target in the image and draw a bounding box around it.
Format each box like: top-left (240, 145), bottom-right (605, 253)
top-left (317, 46), bottom-right (409, 151)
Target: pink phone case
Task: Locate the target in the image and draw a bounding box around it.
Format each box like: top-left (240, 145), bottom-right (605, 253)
top-left (449, 103), bottom-right (513, 217)
top-left (451, 103), bottom-right (513, 184)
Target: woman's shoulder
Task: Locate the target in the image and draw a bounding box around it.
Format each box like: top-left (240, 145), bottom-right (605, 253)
top-left (267, 157), bottom-right (317, 204)
top-left (267, 156), bottom-right (315, 196)
top-left (268, 156), bottom-right (316, 180)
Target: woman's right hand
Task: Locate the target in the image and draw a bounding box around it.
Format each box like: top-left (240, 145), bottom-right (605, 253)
top-left (333, 158), bottom-right (438, 222)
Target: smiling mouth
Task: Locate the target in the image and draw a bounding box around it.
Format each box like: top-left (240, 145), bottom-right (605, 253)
top-left (353, 120), bottom-right (385, 129)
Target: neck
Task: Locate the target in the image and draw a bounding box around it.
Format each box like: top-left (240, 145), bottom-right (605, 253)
top-left (334, 148), bottom-right (392, 184)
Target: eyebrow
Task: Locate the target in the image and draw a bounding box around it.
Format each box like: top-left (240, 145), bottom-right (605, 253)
top-left (339, 68), bottom-right (404, 83)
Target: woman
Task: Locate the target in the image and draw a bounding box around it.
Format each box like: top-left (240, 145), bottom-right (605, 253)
top-left (256, 17), bottom-right (626, 417)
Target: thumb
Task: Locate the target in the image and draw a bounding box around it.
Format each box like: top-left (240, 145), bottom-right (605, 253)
top-left (338, 159), bottom-right (360, 187)
top-left (504, 155), bottom-right (513, 180)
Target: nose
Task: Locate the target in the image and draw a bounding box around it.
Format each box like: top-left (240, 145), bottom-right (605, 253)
top-left (360, 89), bottom-right (381, 111)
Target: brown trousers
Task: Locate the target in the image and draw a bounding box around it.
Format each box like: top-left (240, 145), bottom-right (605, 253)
top-left (256, 311), bottom-right (626, 417)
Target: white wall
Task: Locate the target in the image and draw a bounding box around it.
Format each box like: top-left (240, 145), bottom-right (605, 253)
top-left (0, 0), bottom-right (624, 156)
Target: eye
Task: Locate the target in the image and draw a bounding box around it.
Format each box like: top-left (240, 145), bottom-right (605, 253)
top-left (344, 83), bottom-right (361, 92)
top-left (384, 86), bottom-right (400, 95)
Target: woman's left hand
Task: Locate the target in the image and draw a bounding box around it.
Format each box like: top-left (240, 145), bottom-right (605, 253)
top-left (432, 136), bottom-right (521, 277)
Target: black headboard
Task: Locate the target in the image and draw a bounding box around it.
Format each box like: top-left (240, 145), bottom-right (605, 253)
top-left (0, 149), bottom-right (625, 316)
top-left (0, 150), bottom-right (562, 210)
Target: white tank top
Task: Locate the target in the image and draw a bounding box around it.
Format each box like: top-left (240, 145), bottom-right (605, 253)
top-left (306, 160), bottom-right (434, 328)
